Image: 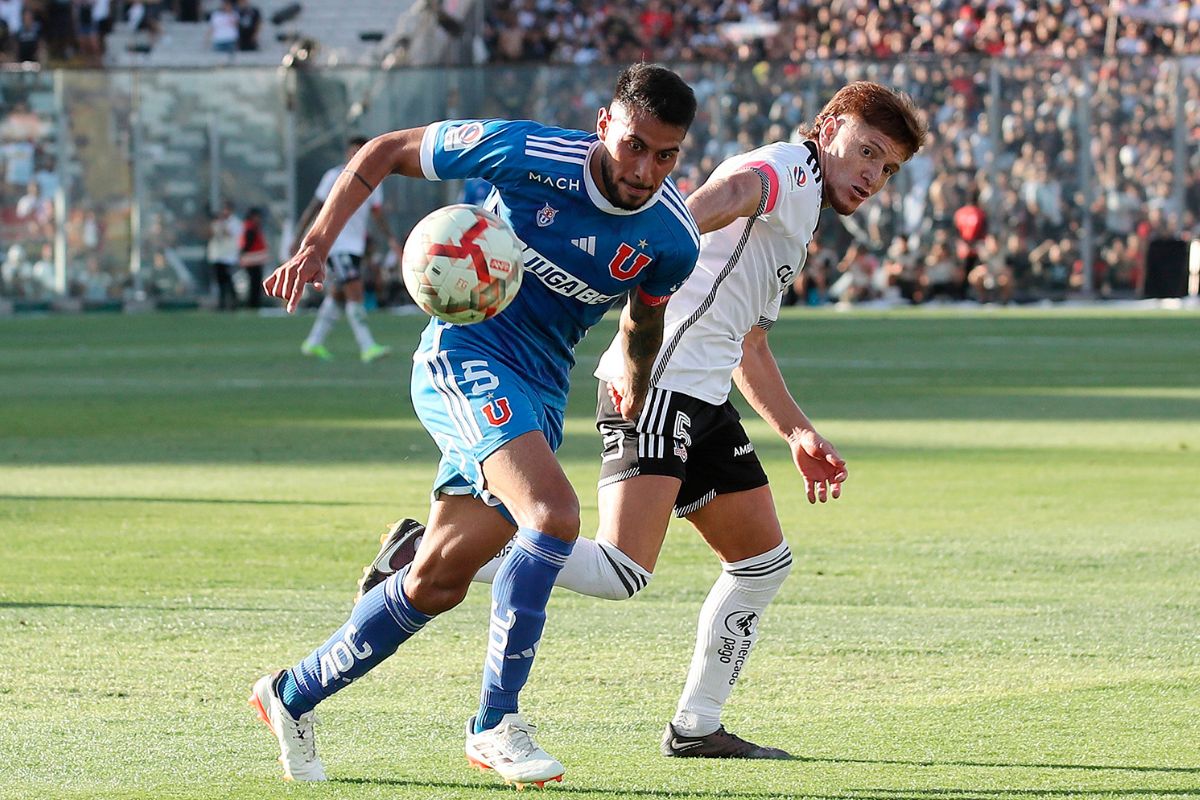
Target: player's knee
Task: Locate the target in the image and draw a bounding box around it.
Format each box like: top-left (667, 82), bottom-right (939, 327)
top-left (600, 569), bottom-right (652, 601)
top-left (728, 544), bottom-right (793, 592)
top-left (594, 540), bottom-right (653, 601)
top-left (402, 561), bottom-right (470, 615)
top-left (521, 496), bottom-right (580, 543)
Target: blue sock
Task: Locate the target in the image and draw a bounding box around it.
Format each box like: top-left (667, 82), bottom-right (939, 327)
top-left (476, 528), bottom-right (574, 732)
top-left (278, 568), bottom-right (432, 718)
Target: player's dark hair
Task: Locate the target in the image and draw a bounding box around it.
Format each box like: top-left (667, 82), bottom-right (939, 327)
top-left (611, 63), bottom-right (697, 131)
top-left (348, 135), bottom-right (370, 148)
top-left (798, 81), bottom-right (928, 160)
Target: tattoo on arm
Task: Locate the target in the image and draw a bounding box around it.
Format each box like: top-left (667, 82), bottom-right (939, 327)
top-left (624, 297), bottom-right (667, 398)
top-left (343, 169), bottom-right (376, 193)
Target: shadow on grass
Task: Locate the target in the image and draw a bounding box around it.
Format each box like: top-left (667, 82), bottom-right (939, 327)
top-left (332, 777), bottom-right (1200, 799)
top-left (0, 601), bottom-right (295, 613)
top-left (334, 777), bottom-right (796, 798)
top-left (805, 757), bottom-right (1200, 775)
top-left (865, 791), bottom-right (1200, 798)
top-left (0, 494), bottom-right (372, 507)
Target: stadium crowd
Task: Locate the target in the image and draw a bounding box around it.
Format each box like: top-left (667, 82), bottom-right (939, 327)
top-left (482, 0), bottom-right (1200, 65)
top-left (481, 0), bottom-right (1199, 304)
top-left (1, 1), bottom-right (1198, 306)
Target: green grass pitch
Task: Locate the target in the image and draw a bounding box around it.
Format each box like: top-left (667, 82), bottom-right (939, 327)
top-left (0, 307), bottom-right (1197, 800)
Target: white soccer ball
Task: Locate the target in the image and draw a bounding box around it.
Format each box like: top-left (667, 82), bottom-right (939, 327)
top-left (401, 204), bottom-right (524, 325)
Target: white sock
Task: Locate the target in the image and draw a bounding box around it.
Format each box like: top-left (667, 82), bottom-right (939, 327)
top-left (472, 537), bottom-right (651, 601)
top-left (305, 295), bottom-right (339, 347)
top-left (672, 541), bottom-right (793, 737)
top-left (345, 300), bottom-right (377, 351)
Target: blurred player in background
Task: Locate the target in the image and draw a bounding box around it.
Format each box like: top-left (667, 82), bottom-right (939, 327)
top-left (361, 81), bottom-right (927, 760)
top-left (253, 64), bottom-right (699, 786)
top-left (295, 136), bottom-right (397, 363)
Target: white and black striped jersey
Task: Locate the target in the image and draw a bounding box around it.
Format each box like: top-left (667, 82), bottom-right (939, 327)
top-left (595, 140), bottom-right (824, 405)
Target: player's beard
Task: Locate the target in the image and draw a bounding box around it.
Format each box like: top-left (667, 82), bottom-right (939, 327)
top-left (598, 151), bottom-right (651, 211)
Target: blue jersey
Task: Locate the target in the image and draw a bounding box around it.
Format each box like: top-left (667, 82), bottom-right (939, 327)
top-left (417, 119), bottom-right (700, 411)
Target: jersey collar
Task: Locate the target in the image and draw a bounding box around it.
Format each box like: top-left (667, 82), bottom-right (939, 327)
top-left (583, 141), bottom-right (663, 216)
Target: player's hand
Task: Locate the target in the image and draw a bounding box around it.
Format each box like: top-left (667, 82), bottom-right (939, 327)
top-left (263, 244), bottom-right (327, 313)
top-left (789, 428), bottom-right (847, 504)
top-left (608, 377), bottom-right (645, 422)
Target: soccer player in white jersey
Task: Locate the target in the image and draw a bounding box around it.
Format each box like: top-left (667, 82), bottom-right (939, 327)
top-left (296, 137), bottom-right (398, 364)
top-left (359, 81), bottom-right (927, 758)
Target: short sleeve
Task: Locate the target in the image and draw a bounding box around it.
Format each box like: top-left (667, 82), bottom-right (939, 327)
top-left (758, 291), bottom-right (782, 330)
top-left (637, 242), bottom-right (698, 304)
top-left (419, 119), bottom-right (545, 187)
top-left (743, 144), bottom-right (823, 242)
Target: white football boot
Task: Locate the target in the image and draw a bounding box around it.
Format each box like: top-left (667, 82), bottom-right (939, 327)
top-left (248, 671), bottom-right (327, 781)
top-left (464, 713), bottom-right (564, 789)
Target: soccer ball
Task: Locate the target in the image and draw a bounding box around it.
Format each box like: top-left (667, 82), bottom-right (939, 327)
top-left (401, 204), bottom-right (524, 325)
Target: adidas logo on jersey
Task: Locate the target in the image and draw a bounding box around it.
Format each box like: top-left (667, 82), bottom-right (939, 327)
top-left (571, 236), bottom-right (596, 255)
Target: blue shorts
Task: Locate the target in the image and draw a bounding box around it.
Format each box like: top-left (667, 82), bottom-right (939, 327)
top-left (411, 337), bottom-right (564, 518)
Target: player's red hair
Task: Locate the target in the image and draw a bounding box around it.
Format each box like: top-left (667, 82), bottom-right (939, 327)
top-left (798, 81), bottom-right (928, 160)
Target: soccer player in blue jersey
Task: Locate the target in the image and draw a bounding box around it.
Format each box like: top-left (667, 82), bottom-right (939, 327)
top-left (251, 63), bottom-right (699, 786)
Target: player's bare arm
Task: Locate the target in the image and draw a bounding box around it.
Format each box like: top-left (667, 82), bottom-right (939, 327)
top-left (733, 325), bottom-right (847, 503)
top-left (685, 168), bottom-right (763, 234)
top-left (614, 290), bottom-right (668, 420)
top-left (264, 127), bottom-right (427, 312)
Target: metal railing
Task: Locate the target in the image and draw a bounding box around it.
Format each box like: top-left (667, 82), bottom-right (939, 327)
top-left (0, 56), bottom-right (1195, 308)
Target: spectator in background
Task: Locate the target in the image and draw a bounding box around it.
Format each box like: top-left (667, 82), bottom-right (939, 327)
top-left (827, 242), bottom-right (879, 306)
top-left (208, 0), bottom-right (238, 54)
top-left (967, 233), bottom-right (1013, 304)
top-left (43, 0), bottom-right (75, 61)
top-left (1, 244), bottom-right (26, 297)
top-left (94, 0), bottom-right (112, 56)
top-left (4, 135), bottom-right (36, 201)
top-left (77, 0), bottom-right (102, 64)
top-left (923, 238), bottom-right (964, 301)
top-left (207, 201), bottom-right (241, 311)
top-left (238, 206), bottom-right (268, 308)
top-left (0, 0), bottom-right (21, 56)
top-left (883, 234), bottom-right (924, 304)
top-left (797, 237), bottom-right (835, 306)
top-left (77, 254), bottom-right (114, 303)
top-left (953, 187), bottom-right (987, 299)
top-left (29, 242), bottom-right (55, 299)
top-left (14, 8), bottom-right (42, 63)
top-left (15, 178), bottom-right (52, 239)
top-left (128, 0), bottom-right (161, 50)
top-left (236, 0), bottom-right (261, 51)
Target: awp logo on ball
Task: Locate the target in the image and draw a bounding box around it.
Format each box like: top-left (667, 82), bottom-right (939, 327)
top-left (489, 257), bottom-right (515, 278)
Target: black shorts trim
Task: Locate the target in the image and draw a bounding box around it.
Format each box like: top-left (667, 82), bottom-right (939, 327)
top-left (596, 381), bottom-right (769, 517)
top-left (327, 252), bottom-right (362, 286)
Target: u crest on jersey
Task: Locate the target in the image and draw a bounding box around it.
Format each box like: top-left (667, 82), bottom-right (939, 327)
top-left (536, 203), bottom-right (558, 227)
top-left (609, 242), bottom-right (653, 280)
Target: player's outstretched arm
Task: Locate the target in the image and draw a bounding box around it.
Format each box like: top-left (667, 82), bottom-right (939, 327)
top-left (612, 291), bottom-right (668, 421)
top-left (733, 325), bottom-right (847, 503)
top-left (685, 168), bottom-right (763, 234)
top-left (263, 127), bottom-right (428, 312)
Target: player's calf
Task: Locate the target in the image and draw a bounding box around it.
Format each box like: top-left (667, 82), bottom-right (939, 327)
top-left (672, 541), bottom-right (793, 742)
